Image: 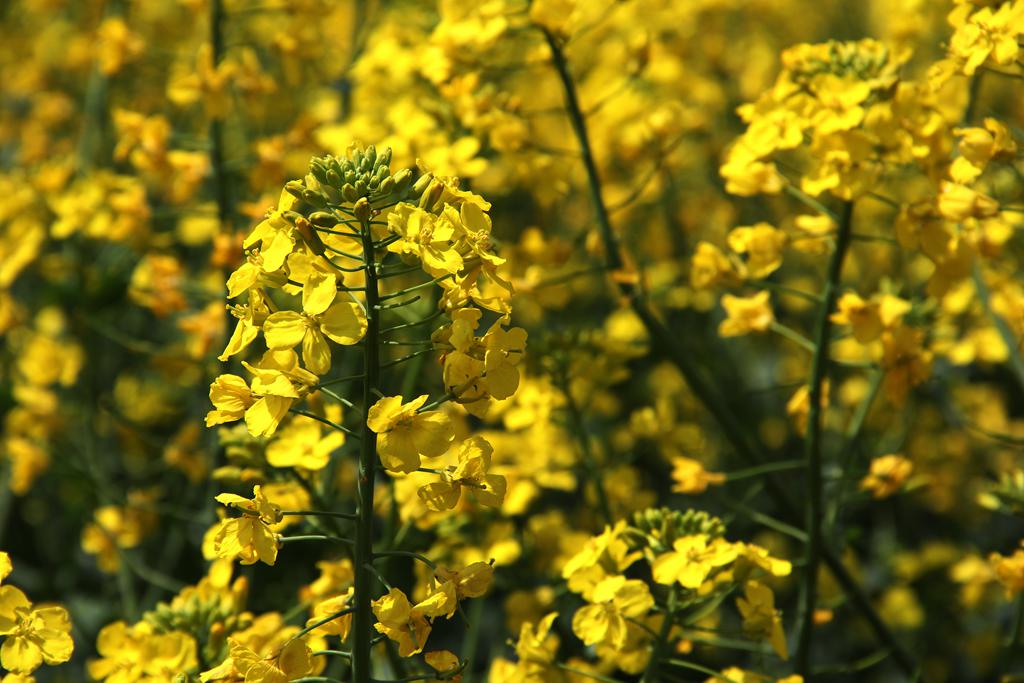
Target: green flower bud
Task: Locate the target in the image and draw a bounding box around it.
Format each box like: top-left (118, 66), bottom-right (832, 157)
top-left (419, 179), bottom-right (444, 210)
top-left (342, 183), bottom-right (358, 203)
top-left (309, 211), bottom-right (339, 227)
top-left (353, 197), bottom-right (372, 223)
top-left (411, 172), bottom-right (433, 197)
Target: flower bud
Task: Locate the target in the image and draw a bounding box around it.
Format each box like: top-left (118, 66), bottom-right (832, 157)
top-left (353, 197), bottom-right (372, 223)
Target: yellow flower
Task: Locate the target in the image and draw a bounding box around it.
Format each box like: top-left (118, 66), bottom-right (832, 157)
top-left (690, 241), bottom-right (739, 290)
top-left (386, 204), bottom-right (464, 276)
top-left (670, 456), bottom-right (726, 495)
top-left (265, 419), bottom-right (344, 471)
top-left (990, 545), bottom-right (1024, 597)
top-left (571, 575), bottom-right (653, 650)
top-left (513, 612), bottom-right (560, 673)
top-left (418, 436), bottom-right (506, 511)
top-left (367, 395), bottom-right (454, 473)
top-left (0, 587), bottom-right (73, 674)
top-left (736, 581), bottom-right (787, 659)
top-left (425, 650), bottom-right (463, 681)
top-left (205, 352), bottom-right (320, 437)
top-left (482, 323), bottom-right (527, 400)
top-left (936, 181), bottom-right (1000, 222)
top-left (881, 325), bottom-right (932, 406)
top-left (727, 223), bottom-right (787, 279)
top-left (371, 588), bottom-right (432, 657)
top-left (718, 291), bottom-right (774, 337)
top-left (263, 296), bottom-right (367, 376)
top-left (434, 562), bottom-right (494, 602)
top-left (306, 588), bottom-right (354, 639)
top-left (200, 638), bottom-right (313, 683)
top-left (951, 118), bottom-right (1017, 183)
top-left (213, 485), bottom-right (284, 566)
top-left (860, 454), bottom-right (913, 499)
top-left (830, 292), bottom-right (911, 344)
top-left (88, 621), bottom-right (196, 681)
top-left (652, 535), bottom-right (739, 589)
top-left (949, 3), bottom-right (1024, 75)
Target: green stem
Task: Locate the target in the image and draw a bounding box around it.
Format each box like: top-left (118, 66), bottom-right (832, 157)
top-left (770, 321), bottom-right (817, 353)
top-left (541, 27), bottom-right (623, 273)
top-left (282, 510), bottom-right (359, 521)
top-left (725, 459), bottom-right (805, 482)
top-left (351, 210), bottom-right (382, 683)
top-left (554, 663), bottom-right (627, 683)
top-left (795, 199), bottom-right (855, 679)
top-left (372, 550), bottom-right (437, 570)
top-left (560, 371), bottom-right (613, 526)
top-left (209, 0), bottom-right (232, 233)
top-left (641, 587), bottom-right (677, 683)
top-left (973, 263), bottom-right (1024, 392)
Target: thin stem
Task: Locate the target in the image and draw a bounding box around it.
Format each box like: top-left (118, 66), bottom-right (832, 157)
top-left (770, 321), bottom-right (816, 353)
top-left (352, 210), bottom-right (382, 683)
top-left (375, 295), bottom-right (422, 310)
top-left (209, 0), bottom-right (231, 234)
top-left (372, 550), bottom-right (437, 570)
top-left (541, 27), bottom-right (623, 272)
top-left (293, 606), bottom-right (355, 641)
top-left (641, 586), bottom-right (677, 683)
top-left (784, 184), bottom-right (840, 223)
top-left (363, 562), bottom-right (393, 591)
top-left (381, 348), bottom-right (434, 369)
top-left (554, 663), bottom-right (627, 683)
top-left (725, 459), bottom-right (805, 482)
top-left (319, 386), bottom-right (356, 409)
top-left (380, 274), bottom-right (451, 300)
top-left (973, 262), bottom-right (1024, 392)
top-left (290, 408), bottom-right (360, 439)
top-left (662, 660), bottom-right (744, 683)
top-left (560, 373), bottom-right (613, 525)
top-left (795, 199), bottom-right (855, 678)
top-left (280, 535), bottom-right (355, 546)
top-left (317, 373), bottom-right (366, 388)
top-left (282, 510), bottom-right (359, 521)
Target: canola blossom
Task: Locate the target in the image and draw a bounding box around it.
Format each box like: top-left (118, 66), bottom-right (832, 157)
top-left (2, 2), bottom-right (1024, 682)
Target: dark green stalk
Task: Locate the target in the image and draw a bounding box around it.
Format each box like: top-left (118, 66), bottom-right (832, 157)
top-left (351, 210), bottom-right (382, 683)
top-left (559, 369), bottom-right (613, 525)
top-left (209, 0), bottom-right (232, 233)
top-left (795, 200), bottom-right (855, 679)
top-left (641, 587), bottom-right (677, 683)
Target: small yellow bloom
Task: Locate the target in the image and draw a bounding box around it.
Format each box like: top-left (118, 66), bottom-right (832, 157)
top-left (652, 535), bottom-right (739, 589)
top-left (736, 580), bottom-right (787, 659)
top-left (718, 291), bottom-right (774, 337)
top-left (860, 454), bottom-right (913, 499)
top-left (213, 485), bottom-right (283, 566)
top-left (990, 545), bottom-right (1024, 597)
top-left (371, 588), bottom-right (432, 657)
top-left (727, 223), bottom-right (787, 279)
top-left (571, 575), bottom-right (653, 650)
top-left (367, 395), bottom-right (454, 473)
top-left (670, 456), bottom-right (726, 495)
top-left (0, 587), bottom-right (73, 674)
top-left (425, 650), bottom-right (463, 681)
top-left (265, 419), bottom-right (344, 471)
top-left (418, 436), bottom-right (506, 511)
top-left (306, 588), bottom-right (354, 639)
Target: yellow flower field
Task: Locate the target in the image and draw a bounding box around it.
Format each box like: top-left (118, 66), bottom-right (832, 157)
top-left (1, 1), bottom-right (1023, 682)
